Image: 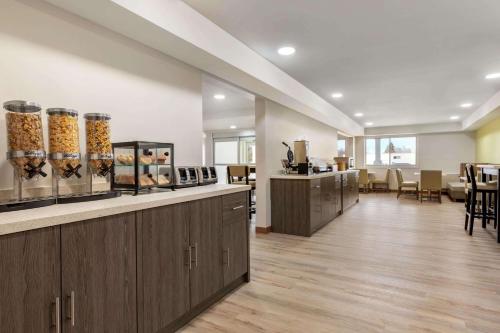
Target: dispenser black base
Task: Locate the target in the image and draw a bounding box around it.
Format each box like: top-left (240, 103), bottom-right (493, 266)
top-left (0, 197), bottom-right (56, 213)
top-left (57, 191), bottom-right (121, 204)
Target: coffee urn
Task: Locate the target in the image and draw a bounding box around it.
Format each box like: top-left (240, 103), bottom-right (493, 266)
top-left (294, 140), bottom-right (311, 175)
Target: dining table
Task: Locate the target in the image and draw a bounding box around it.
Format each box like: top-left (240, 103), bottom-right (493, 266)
top-left (478, 164), bottom-right (500, 243)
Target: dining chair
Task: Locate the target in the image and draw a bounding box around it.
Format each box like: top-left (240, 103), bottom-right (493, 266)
top-left (370, 169), bottom-right (390, 192)
top-left (420, 170), bottom-right (442, 203)
top-left (227, 165), bottom-right (256, 218)
top-left (464, 164), bottom-right (497, 235)
top-left (358, 169), bottom-right (370, 192)
top-left (395, 168), bottom-right (419, 200)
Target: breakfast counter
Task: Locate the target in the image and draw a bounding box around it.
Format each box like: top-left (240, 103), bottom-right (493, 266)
top-left (270, 169), bottom-right (358, 180)
top-left (271, 170), bottom-right (359, 237)
top-left (0, 184), bottom-right (251, 332)
top-left (0, 184), bottom-right (250, 236)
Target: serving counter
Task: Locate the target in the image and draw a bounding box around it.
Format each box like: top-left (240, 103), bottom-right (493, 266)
top-left (271, 170), bottom-right (359, 237)
top-left (0, 184), bottom-right (250, 332)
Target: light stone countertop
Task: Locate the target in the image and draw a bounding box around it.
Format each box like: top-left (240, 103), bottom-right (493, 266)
top-left (0, 184), bottom-right (250, 236)
top-left (270, 170), bottom-right (358, 180)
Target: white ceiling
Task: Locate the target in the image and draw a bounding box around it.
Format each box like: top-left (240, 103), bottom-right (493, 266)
top-left (202, 75), bottom-right (255, 131)
top-left (184, 0), bottom-right (500, 127)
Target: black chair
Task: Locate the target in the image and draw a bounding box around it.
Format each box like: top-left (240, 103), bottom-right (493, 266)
top-left (464, 164), bottom-right (497, 235)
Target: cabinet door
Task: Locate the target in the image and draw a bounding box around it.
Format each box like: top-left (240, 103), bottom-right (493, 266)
top-left (352, 172), bottom-right (360, 203)
top-left (190, 197), bottom-right (223, 308)
top-left (342, 174), bottom-right (349, 211)
top-left (309, 179), bottom-right (322, 233)
top-left (222, 192), bottom-right (249, 286)
top-left (334, 175), bottom-right (342, 215)
top-left (139, 204), bottom-right (190, 332)
top-left (0, 227), bottom-right (60, 333)
top-left (320, 176), bottom-right (335, 225)
top-left (61, 213), bottom-right (137, 333)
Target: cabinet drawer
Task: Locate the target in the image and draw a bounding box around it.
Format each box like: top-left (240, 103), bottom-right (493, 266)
top-left (223, 192), bottom-right (248, 225)
top-left (310, 179), bottom-right (321, 190)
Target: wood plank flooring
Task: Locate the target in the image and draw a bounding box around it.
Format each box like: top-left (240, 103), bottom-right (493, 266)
top-left (180, 193), bottom-right (500, 333)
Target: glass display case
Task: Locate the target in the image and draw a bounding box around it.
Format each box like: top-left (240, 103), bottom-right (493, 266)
top-left (112, 141), bottom-right (175, 195)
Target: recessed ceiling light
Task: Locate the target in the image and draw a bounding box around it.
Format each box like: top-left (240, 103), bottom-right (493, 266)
top-left (214, 94), bottom-right (225, 100)
top-left (365, 122), bottom-right (373, 126)
top-left (354, 113), bottom-right (364, 117)
top-left (277, 46), bottom-right (295, 56)
top-left (450, 115), bottom-right (460, 120)
top-left (331, 92), bottom-right (343, 99)
top-left (229, 125), bottom-right (237, 129)
top-left (486, 73), bottom-right (500, 80)
top-left (460, 102), bottom-right (473, 108)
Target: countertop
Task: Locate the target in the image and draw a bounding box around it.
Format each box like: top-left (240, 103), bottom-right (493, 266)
top-left (270, 170), bottom-right (358, 180)
top-left (0, 184), bottom-right (251, 236)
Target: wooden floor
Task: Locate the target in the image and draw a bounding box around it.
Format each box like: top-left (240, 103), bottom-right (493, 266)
top-left (180, 193), bottom-right (500, 333)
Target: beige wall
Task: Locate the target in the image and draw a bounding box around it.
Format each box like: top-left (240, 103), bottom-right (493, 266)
top-left (255, 98), bottom-right (338, 228)
top-left (476, 116), bottom-right (500, 163)
top-left (356, 132), bottom-right (475, 189)
top-left (0, 0), bottom-right (203, 191)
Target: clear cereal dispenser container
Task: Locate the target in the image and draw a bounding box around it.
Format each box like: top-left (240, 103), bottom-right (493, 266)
top-left (47, 108), bottom-right (82, 180)
top-left (4, 100), bottom-right (47, 179)
top-left (84, 113), bottom-right (113, 175)
top-left (84, 113), bottom-right (114, 193)
top-left (3, 100), bottom-right (48, 202)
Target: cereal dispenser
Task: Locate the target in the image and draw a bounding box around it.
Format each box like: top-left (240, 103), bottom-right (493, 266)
top-left (84, 113), bottom-right (114, 193)
top-left (47, 108), bottom-right (82, 197)
top-left (3, 100), bottom-right (50, 204)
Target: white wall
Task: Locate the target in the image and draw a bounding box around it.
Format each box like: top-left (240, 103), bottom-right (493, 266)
top-left (256, 98), bottom-right (338, 228)
top-left (0, 0), bottom-right (202, 190)
top-left (355, 132), bottom-right (476, 189)
top-left (45, 0), bottom-right (364, 135)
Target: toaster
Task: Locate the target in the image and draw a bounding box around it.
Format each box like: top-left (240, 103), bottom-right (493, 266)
top-left (196, 166), bottom-right (218, 185)
top-left (174, 167), bottom-right (199, 188)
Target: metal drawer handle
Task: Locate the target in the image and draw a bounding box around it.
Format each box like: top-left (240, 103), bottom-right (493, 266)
top-left (66, 291), bottom-right (75, 327)
top-left (224, 248), bottom-right (230, 268)
top-left (186, 246), bottom-right (192, 270)
top-left (314, 185), bottom-right (321, 189)
top-left (195, 243), bottom-right (198, 267)
top-left (191, 243), bottom-right (198, 268)
top-left (232, 205), bottom-right (244, 210)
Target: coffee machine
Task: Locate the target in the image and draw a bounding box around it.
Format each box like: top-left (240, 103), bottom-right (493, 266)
top-left (281, 140), bottom-right (312, 175)
top-left (294, 140), bottom-right (312, 175)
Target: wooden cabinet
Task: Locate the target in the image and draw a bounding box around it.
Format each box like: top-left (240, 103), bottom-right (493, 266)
top-left (222, 192), bottom-right (249, 286)
top-left (138, 193), bottom-right (249, 332)
top-left (271, 179), bottom-right (311, 236)
top-left (139, 204), bottom-right (191, 332)
top-left (61, 213), bottom-right (137, 333)
top-left (342, 172), bottom-right (359, 211)
top-left (320, 176), bottom-right (336, 226)
top-left (271, 172), bottom-right (359, 237)
top-left (310, 179), bottom-right (323, 232)
top-left (0, 227), bottom-right (60, 333)
top-left (189, 197), bottom-right (223, 308)
top-left (0, 191), bottom-right (250, 333)
top-left (335, 174), bottom-right (342, 215)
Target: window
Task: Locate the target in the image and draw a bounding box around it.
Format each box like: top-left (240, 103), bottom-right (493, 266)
top-left (337, 139), bottom-right (346, 157)
top-left (365, 136), bottom-right (416, 166)
top-left (213, 136), bottom-right (256, 184)
top-left (213, 136), bottom-right (256, 165)
top-left (239, 136), bottom-right (256, 164)
top-left (214, 139), bottom-right (239, 165)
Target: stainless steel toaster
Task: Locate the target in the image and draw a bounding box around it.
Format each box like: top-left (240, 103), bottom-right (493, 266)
top-left (196, 166), bottom-right (218, 185)
top-left (174, 167), bottom-right (199, 188)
